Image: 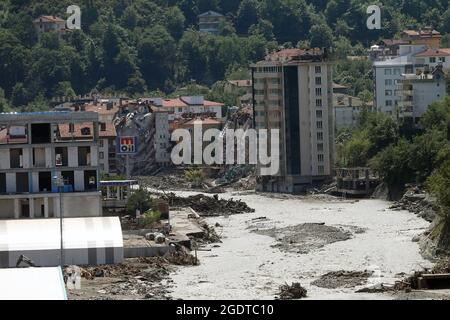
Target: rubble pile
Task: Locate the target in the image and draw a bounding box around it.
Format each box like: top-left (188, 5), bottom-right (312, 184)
top-left (389, 185), bottom-right (437, 222)
top-left (162, 193), bottom-right (255, 216)
top-left (165, 245), bottom-right (199, 266)
top-left (311, 270), bottom-right (373, 289)
top-left (253, 223), bottom-right (353, 254)
top-left (197, 221), bottom-right (222, 244)
top-left (277, 283), bottom-right (307, 300)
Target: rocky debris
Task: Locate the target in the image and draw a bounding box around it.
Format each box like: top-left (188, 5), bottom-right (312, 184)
top-left (311, 270), bottom-right (373, 289)
top-left (356, 258), bottom-right (450, 294)
top-left (253, 223), bottom-right (353, 254)
top-left (214, 165), bottom-right (256, 190)
top-left (197, 221), bottom-right (222, 244)
top-left (356, 284), bottom-right (394, 293)
top-left (165, 245), bottom-right (199, 266)
top-left (389, 185), bottom-right (437, 222)
top-left (307, 181), bottom-right (337, 195)
top-left (161, 193), bottom-right (255, 216)
top-left (277, 283), bottom-right (307, 300)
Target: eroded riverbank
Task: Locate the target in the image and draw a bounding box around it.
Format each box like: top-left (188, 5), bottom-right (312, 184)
top-left (166, 191), bottom-right (433, 299)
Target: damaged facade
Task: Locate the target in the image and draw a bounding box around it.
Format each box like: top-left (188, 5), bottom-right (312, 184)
top-left (0, 112), bottom-right (102, 219)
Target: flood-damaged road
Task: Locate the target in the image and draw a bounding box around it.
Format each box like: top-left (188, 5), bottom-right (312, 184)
top-left (166, 191), bottom-right (432, 299)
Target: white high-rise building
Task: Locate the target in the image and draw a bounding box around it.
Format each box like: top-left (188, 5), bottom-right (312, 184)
top-left (251, 49), bottom-right (334, 193)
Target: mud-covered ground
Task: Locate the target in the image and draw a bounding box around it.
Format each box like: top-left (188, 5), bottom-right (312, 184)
top-left (166, 190), bottom-right (438, 300)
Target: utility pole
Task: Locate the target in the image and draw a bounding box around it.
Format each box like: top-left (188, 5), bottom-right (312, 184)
top-left (54, 175), bottom-right (65, 267)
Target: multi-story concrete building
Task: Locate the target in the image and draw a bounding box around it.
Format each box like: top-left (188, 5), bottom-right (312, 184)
top-left (333, 94), bottom-right (369, 131)
top-left (198, 11), bottom-right (225, 35)
top-left (149, 108), bottom-right (171, 166)
top-left (0, 112), bottom-right (102, 219)
top-left (33, 15), bottom-right (69, 39)
top-left (251, 48), bottom-right (334, 193)
top-left (397, 65), bottom-right (446, 125)
top-left (372, 28), bottom-right (449, 117)
top-left (149, 96), bottom-right (224, 122)
top-left (70, 102), bottom-right (118, 176)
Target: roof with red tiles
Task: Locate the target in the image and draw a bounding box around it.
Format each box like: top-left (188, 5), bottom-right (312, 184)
top-left (58, 122), bottom-right (116, 139)
top-left (34, 15), bottom-right (65, 23)
top-left (415, 48), bottom-right (450, 57)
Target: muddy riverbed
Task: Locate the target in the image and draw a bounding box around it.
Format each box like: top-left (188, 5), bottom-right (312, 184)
top-left (166, 190), bottom-right (433, 299)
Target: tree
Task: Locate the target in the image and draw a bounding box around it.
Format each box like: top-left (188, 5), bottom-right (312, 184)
top-left (137, 25), bottom-right (176, 91)
top-left (249, 19), bottom-right (275, 41)
top-left (309, 24), bottom-right (333, 48)
top-left (236, 0), bottom-right (259, 34)
top-left (126, 188), bottom-right (153, 217)
top-left (370, 139), bottom-right (413, 189)
top-left (165, 6), bottom-right (186, 40)
top-left (54, 81), bottom-right (76, 99)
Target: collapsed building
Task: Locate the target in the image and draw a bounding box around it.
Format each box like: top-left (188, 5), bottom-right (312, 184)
top-left (114, 101), bottom-right (171, 175)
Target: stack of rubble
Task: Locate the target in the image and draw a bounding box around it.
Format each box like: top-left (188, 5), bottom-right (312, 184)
top-left (161, 193), bottom-right (255, 216)
top-left (389, 185), bottom-right (437, 222)
top-left (277, 283), bottom-right (307, 299)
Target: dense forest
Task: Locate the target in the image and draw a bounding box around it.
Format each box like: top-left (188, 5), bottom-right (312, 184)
top-left (0, 0), bottom-right (450, 111)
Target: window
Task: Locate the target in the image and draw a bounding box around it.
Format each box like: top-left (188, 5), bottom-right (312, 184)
top-left (439, 57), bottom-right (446, 62)
top-left (317, 143), bottom-right (324, 152)
top-left (316, 99), bottom-right (322, 107)
top-left (315, 77), bottom-right (322, 85)
top-left (316, 110), bottom-right (323, 118)
top-left (99, 139), bottom-right (104, 148)
top-left (385, 79), bottom-right (393, 86)
top-left (100, 123), bottom-right (106, 131)
top-left (315, 66), bottom-right (321, 73)
top-left (385, 100), bottom-right (393, 106)
top-left (317, 132), bottom-right (323, 141)
top-left (69, 123), bottom-right (74, 133)
top-left (430, 57), bottom-right (436, 63)
top-left (318, 165), bottom-right (324, 175)
top-left (385, 90), bottom-right (392, 96)
top-left (394, 68), bottom-right (401, 75)
top-left (318, 154), bottom-right (324, 162)
top-left (315, 88), bottom-right (322, 96)
top-left (384, 69), bottom-right (392, 75)
top-left (316, 121), bottom-right (323, 129)
top-left (99, 152), bottom-right (104, 159)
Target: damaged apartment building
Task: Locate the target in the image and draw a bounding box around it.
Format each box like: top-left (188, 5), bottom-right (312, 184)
top-left (0, 112), bottom-right (102, 219)
top-left (251, 48), bottom-right (334, 193)
top-left (115, 101), bottom-right (171, 175)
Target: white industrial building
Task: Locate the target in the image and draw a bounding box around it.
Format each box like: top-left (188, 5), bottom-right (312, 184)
top-left (0, 217), bottom-right (123, 268)
top-left (0, 267), bottom-right (67, 300)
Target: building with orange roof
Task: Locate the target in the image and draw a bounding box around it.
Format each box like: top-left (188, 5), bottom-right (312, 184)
top-left (149, 96), bottom-right (224, 122)
top-left (33, 15), bottom-right (69, 39)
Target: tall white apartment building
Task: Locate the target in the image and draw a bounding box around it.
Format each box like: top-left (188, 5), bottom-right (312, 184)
top-left (251, 49), bottom-right (334, 193)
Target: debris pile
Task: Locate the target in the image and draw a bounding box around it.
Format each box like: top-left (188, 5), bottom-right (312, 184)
top-left (253, 223), bottom-right (353, 254)
top-left (165, 245), bottom-right (199, 266)
top-left (277, 282), bottom-right (307, 300)
top-left (162, 193), bottom-right (255, 216)
top-left (311, 270), bottom-right (373, 289)
top-left (356, 258), bottom-right (450, 293)
top-left (389, 185), bottom-right (437, 222)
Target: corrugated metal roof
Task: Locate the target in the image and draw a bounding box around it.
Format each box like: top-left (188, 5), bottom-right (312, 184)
top-left (0, 217), bottom-right (123, 251)
top-left (0, 267), bottom-right (67, 300)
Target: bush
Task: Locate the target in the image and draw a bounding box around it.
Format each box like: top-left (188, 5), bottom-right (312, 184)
top-left (126, 189), bottom-right (153, 216)
top-left (184, 168), bottom-right (204, 187)
top-left (139, 210), bottom-right (161, 227)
